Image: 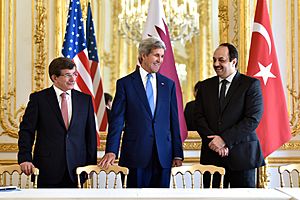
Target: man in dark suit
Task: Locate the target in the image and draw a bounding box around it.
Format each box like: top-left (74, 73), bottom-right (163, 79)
top-left (98, 37), bottom-right (183, 188)
top-left (18, 57), bottom-right (97, 188)
top-left (104, 92), bottom-right (113, 123)
top-left (184, 81), bottom-right (201, 131)
top-left (194, 43), bottom-right (264, 188)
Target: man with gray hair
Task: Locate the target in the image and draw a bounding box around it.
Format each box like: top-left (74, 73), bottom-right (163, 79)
top-left (99, 37), bottom-right (183, 188)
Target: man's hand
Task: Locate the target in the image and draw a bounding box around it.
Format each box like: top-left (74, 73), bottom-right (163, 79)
top-left (98, 153), bottom-right (116, 169)
top-left (207, 135), bottom-right (226, 151)
top-left (217, 147), bottom-right (229, 157)
top-left (20, 162), bottom-right (35, 176)
top-left (172, 159), bottom-right (183, 167)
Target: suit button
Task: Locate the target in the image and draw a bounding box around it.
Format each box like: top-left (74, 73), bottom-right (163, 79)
top-left (218, 121), bottom-right (222, 125)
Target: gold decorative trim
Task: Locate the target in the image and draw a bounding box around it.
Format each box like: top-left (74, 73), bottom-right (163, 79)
top-left (0, 143), bottom-right (18, 152)
top-left (0, 0), bottom-right (23, 139)
top-left (268, 157), bottom-right (300, 165)
top-left (287, 0), bottom-right (300, 136)
top-left (32, 0), bottom-right (48, 92)
top-left (218, 0), bottom-right (229, 43)
top-left (2, 156), bottom-right (300, 166)
top-left (3, 131), bottom-right (299, 152)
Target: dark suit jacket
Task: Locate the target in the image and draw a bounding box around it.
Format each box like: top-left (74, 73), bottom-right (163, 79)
top-left (105, 69), bottom-right (183, 169)
top-left (184, 100), bottom-right (197, 131)
top-left (194, 72), bottom-right (264, 171)
top-left (18, 86), bottom-right (97, 185)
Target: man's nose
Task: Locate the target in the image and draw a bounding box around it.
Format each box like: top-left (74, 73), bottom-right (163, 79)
top-left (158, 57), bottom-right (163, 63)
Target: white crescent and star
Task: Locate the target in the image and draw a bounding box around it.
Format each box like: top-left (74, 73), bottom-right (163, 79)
top-left (251, 22), bottom-right (276, 85)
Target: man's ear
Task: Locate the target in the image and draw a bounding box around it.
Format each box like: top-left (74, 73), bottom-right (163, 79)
top-left (231, 58), bottom-right (237, 67)
top-left (51, 74), bottom-right (57, 82)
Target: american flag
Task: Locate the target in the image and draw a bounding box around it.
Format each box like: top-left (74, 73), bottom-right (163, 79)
top-left (86, 2), bottom-right (107, 131)
top-left (62, 0), bottom-right (107, 145)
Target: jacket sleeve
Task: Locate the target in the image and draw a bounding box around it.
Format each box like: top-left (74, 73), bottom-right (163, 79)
top-left (194, 82), bottom-right (215, 138)
top-left (18, 93), bottom-right (38, 164)
top-left (170, 81), bottom-right (184, 159)
top-left (105, 80), bottom-right (126, 157)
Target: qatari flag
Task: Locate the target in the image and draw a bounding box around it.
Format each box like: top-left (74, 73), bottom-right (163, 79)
top-left (142, 0), bottom-right (188, 141)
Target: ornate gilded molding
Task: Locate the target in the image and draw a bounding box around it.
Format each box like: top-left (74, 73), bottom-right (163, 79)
top-left (110, 0), bottom-right (120, 95)
top-left (232, 0), bottom-right (239, 46)
top-left (0, 143), bottom-right (18, 152)
top-left (32, 0), bottom-right (48, 92)
top-left (218, 0), bottom-right (229, 43)
top-left (0, 0), bottom-right (23, 139)
top-left (3, 131), bottom-right (299, 152)
top-left (287, 0), bottom-right (300, 137)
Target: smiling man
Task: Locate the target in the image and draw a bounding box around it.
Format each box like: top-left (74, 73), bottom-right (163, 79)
top-left (194, 43), bottom-right (265, 188)
top-left (18, 57), bottom-right (97, 188)
top-left (99, 37), bottom-right (183, 188)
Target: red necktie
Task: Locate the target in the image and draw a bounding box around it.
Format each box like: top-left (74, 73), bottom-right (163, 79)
top-left (61, 92), bottom-right (68, 129)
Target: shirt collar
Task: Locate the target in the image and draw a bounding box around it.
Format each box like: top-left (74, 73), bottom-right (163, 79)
top-left (139, 66), bottom-right (156, 79)
top-left (219, 70), bottom-right (237, 83)
top-left (53, 85), bottom-right (71, 97)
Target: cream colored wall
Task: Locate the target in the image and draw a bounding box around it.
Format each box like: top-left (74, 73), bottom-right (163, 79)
top-left (0, 0), bottom-right (300, 188)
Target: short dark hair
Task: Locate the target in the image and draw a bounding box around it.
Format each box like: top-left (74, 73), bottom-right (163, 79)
top-left (104, 93), bottom-right (113, 105)
top-left (48, 57), bottom-right (76, 81)
top-left (219, 43), bottom-right (238, 67)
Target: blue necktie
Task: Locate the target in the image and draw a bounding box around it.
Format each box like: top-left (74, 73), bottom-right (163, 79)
top-left (146, 73), bottom-right (154, 116)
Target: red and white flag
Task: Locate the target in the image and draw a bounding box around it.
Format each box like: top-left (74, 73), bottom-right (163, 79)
top-left (142, 0), bottom-right (188, 141)
top-left (247, 0), bottom-right (291, 157)
top-left (62, 0), bottom-right (107, 146)
top-left (86, 2), bottom-right (107, 132)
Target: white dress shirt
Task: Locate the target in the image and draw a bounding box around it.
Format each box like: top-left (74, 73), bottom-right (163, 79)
top-left (218, 70), bottom-right (237, 97)
top-left (139, 67), bottom-right (157, 108)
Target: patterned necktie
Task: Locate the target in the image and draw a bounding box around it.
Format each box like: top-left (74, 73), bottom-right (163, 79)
top-left (146, 73), bottom-right (154, 116)
top-left (61, 92), bottom-right (69, 129)
top-left (219, 79), bottom-right (228, 112)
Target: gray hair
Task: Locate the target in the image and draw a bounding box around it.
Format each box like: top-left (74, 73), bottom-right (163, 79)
top-left (138, 37), bottom-right (166, 63)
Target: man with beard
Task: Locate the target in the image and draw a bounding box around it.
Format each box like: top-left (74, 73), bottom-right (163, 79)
top-left (194, 43), bottom-right (264, 188)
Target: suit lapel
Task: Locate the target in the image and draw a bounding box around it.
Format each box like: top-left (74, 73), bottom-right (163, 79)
top-left (46, 86), bottom-right (66, 129)
top-left (155, 73), bottom-right (165, 118)
top-left (131, 70), bottom-right (153, 117)
top-left (210, 77), bottom-right (221, 113)
top-left (69, 89), bottom-right (78, 129)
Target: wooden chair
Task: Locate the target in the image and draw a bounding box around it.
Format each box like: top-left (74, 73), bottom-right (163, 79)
top-left (278, 164), bottom-right (300, 187)
top-left (76, 165), bottom-right (129, 188)
top-left (0, 164), bottom-right (39, 188)
top-left (171, 164), bottom-right (225, 188)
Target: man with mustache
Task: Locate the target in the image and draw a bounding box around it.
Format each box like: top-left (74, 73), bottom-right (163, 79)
top-left (99, 37), bottom-right (183, 188)
top-left (194, 43), bottom-right (265, 188)
top-left (18, 57), bottom-right (97, 188)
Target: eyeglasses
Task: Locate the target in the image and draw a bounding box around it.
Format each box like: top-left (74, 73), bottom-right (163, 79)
top-left (60, 72), bottom-right (79, 78)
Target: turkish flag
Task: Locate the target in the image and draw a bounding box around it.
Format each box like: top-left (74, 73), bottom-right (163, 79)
top-left (142, 0), bottom-right (188, 141)
top-left (247, 0), bottom-right (291, 157)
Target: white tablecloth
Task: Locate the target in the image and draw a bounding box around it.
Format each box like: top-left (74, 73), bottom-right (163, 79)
top-left (0, 188), bottom-right (293, 200)
top-left (276, 188), bottom-right (300, 200)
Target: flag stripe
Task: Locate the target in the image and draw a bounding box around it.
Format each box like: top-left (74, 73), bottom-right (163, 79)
top-left (86, 2), bottom-right (107, 131)
top-left (62, 0), bottom-right (107, 146)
